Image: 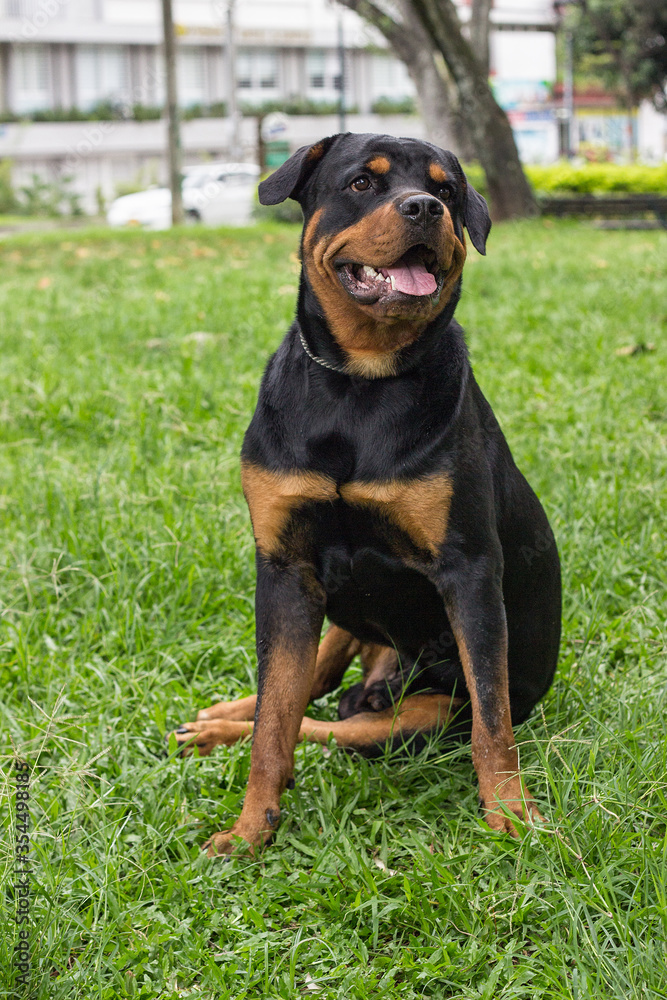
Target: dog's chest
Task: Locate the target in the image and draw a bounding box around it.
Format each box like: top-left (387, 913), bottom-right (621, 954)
top-left (241, 460), bottom-right (453, 559)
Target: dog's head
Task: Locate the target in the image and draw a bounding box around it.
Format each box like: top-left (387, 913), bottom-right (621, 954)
top-left (259, 133), bottom-right (490, 377)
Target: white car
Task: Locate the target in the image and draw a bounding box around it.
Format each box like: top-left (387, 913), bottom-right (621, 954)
top-left (106, 162), bottom-right (261, 230)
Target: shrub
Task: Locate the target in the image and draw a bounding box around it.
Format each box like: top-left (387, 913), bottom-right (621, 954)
top-left (31, 101), bottom-right (128, 122)
top-left (0, 159), bottom-right (19, 214)
top-left (207, 102), bottom-right (228, 118)
top-left (459, 162), bottom-right (667, 201)
top-left (132, 104), bottom-right (162, 121)
top-left (0, 101), bottom-right (227, 124)
top-left (371, 96), bottom-right (417, 115)
top-left (460, 163), bottom-right (488, 199)
top-left (17, 173), bottom-right (83, 217)
top-left (526, 162), bottom-right (667, 195)
top-left (241, 97), bottom-right (358, 116)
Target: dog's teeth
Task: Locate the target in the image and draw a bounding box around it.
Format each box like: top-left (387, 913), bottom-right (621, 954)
top-left (362, 265), bottom-right (378, 279)
top-left (389, 275), bottom-right (396, 290)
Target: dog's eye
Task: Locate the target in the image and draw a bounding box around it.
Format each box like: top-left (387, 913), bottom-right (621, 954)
top-left (439, 184), bottom-right (455, 202)
top-left (350, 176), bottom-right (371, 192)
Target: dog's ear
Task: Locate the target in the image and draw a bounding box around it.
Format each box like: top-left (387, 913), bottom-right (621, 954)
top-left (431, 145), bottom-right (491, 255)
top-left (462, 179), bottom-right (491, 256)
top-left (258, 135), bottom-right (342, 205)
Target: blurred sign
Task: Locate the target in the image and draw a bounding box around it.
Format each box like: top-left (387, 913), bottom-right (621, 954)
top-left (492, 80), bottom-right (551, 111)
top-left (265, 142), bottom-right (290, 168)
top-left (239, 29), bottom-right (310, 43)
top-left (261, 113), bottom-right (289, 143)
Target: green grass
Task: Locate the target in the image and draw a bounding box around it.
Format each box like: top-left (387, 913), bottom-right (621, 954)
top-left (0, 219), bottom-right (666, 999)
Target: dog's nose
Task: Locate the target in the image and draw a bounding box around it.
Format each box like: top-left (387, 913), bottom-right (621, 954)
top-left (398, 194), bottom-right (444, 225)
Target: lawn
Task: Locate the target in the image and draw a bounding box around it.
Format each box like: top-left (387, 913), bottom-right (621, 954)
top-left (0, 219), bottom-right (666, 999)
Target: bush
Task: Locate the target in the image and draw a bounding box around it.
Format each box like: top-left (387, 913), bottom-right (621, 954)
top-left (458, 162), bottom-right (667, 201)
top-left (371, 96), bottom-right (417, 115)
top-left (241, 97), bottom-right (358, 116)
top-left (525, 162), bottom-right (667, 195)
top-left (460, 162), bottom-right (488, 199)
top-left (132, 104), bottom-right (162, 121)
top-left (0, 159), bottom-right (19, 214)
top-left (0, 101), bottom-right (226, 124)
top-left (182, 101), bottom-right (227, 121)
top-left (17, 172), bottom-right (83, 217)
top-left (32, 101), bottom-right (128, 122)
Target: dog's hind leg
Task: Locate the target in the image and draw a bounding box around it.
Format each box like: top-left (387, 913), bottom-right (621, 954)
top-left (182, 625), bottom-right (361, 728)
top-left (172, 692), bottom-right (461, 761)
top-left (309, 624), bottom-right (362, 699)
top-left (194, 694), bottom-right (258, 723)
top-left (301, 692), bottom-right (461, 755)
top-left (338, 643), bottom-right (401, 718)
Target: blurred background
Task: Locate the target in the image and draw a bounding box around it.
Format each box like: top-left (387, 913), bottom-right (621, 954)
top-left (0, 0), bottom-right (665, 228)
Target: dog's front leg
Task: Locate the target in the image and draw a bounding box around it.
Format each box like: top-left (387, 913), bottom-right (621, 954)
top-left (204, 556), bottom-right (325, 857)
top-left (440, 564), bottom-right (544, 836)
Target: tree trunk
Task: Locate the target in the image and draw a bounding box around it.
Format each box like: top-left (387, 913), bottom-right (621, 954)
top-left (161, 0), bottom-right (183, 225)
top-left (470, 0), bottom-right (493, 77)
top-left (339, 0), bottom-right (472, 157)
top-left (394, 0), bottom-right (476, 158)
top-left (412, 0), bottom-right (537, 219)
top-left (340, 0), bottom-right (537, 220)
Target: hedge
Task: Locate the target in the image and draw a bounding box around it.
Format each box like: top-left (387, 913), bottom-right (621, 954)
top-left (526, 163), bottom-right (667, 195)
top-left (459, 162), bottom-right (667, 200)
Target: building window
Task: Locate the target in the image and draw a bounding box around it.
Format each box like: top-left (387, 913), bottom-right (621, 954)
top-left (178, 48), bottom-right (207, 106)
top-left (307, 50), bottom-right (325, 89)
top-left (258, 51), bottom-right (277, 88)
top-left (305, 49), bottom-right (342, 97)
top-left (237, 49), bottom-right (278, 92)
top-left (6, 0), bottom-right (70, 17)
top-left (237, 52), bottom-right (251, 89)
top-left (371, 54), bottom-right (413, 98)
top-left (13, 45), bottom-right (51, 112)
top-left (76, 45), bottom-right (128, 109)
top-left (7, 0), bottom-right (37, 16)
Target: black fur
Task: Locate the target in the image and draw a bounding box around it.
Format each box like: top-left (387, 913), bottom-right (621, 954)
top-left (249, 133), bottom-right (561, 734)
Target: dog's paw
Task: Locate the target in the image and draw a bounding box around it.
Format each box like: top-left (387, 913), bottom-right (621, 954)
top-left (166, 719), bottom-right (252, 757)
top-left (481, 792), bottom-right (546, 838)
top-left (203, 830), bottom-right (254, 858)
top-left (203, 810), bottom-right (279, 858)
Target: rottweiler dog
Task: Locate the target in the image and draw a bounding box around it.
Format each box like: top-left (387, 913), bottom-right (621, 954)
top-left (170, 133), bottom-right (562, 856)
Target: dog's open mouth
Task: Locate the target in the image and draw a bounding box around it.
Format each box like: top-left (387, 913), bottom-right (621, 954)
top-left (336, 245), bottom-right (446, 304)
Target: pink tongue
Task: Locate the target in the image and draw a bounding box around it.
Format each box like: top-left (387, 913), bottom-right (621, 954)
top-left (380, 259), bottom-right (437, 296)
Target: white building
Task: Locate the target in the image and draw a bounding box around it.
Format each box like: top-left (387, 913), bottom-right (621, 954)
top-left (0, 0), bottom-right (556, 115)
top-left (0, 0), bottom-right (563, 210)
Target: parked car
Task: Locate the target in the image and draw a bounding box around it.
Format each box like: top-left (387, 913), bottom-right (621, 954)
top-left (106, 162), bottom-right (261, 229)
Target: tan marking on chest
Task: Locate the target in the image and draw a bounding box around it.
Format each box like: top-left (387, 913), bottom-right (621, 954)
top-left (344, 349), bottom-right (399, 378)
top-left (241, 462), bottom-right (337, 555)
top-left (340, 473), bottom-right (453, 555)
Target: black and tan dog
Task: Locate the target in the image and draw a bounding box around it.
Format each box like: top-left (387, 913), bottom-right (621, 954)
top-left (170, 133), bottom-right (562, 856)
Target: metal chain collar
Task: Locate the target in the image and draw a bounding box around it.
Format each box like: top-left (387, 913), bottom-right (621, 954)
top-left (297, 326), bottom-right (348, 375)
